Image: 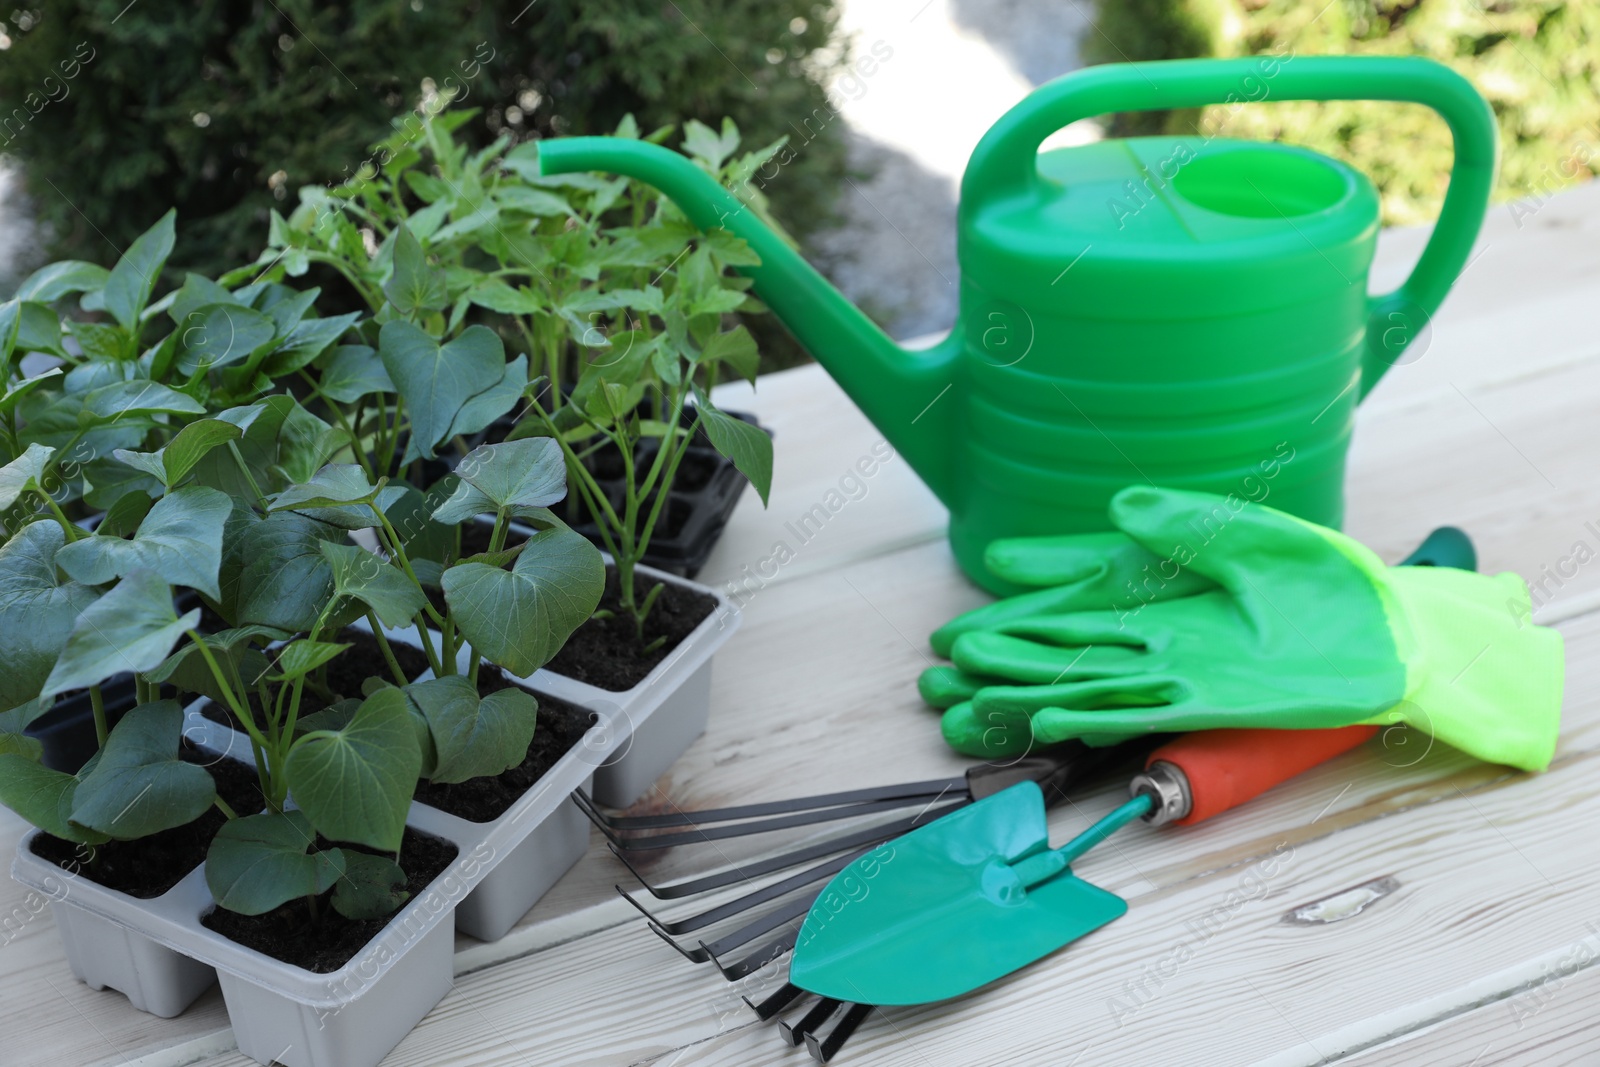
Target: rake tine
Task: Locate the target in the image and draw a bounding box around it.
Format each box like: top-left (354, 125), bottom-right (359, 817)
top-left (616, 849), bottom-right (863, 935)
top-left (608, 802), bottom-right (969, 898)
top-left (743, 982), bottom-right (806, 1021)
top-left (706, 927), bottom-right (801, 981)
top-left (806, 1002), bottom-right (872, 1063)
top-left (647, 891), bottom-right (816, 964)
top-left (780, 997), bottom-right (841, 1047)
top-left (594, 795), bottom-right (959, 851)
top-left (576, 778), bottom-right (964, 831)
top-left (647, 921), bottom-right (714, 963)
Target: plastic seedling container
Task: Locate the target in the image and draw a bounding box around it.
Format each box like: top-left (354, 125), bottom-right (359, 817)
top-left (459, 518), bottom-right (740, 809)
top-left (24, 674), bottom-right (139, 773)
top-left (12, 832), bottom-right (220, 1018)
top-left (522, 559), bottom-right (739, 809)
top-left (8, 731), bottom-right (263, 1018)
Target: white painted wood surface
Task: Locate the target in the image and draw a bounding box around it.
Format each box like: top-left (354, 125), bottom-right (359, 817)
top-left (6, 180), bottom-right (1600, 1066)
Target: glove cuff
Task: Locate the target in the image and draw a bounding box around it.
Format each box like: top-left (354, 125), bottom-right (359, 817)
top-left (1368, 566), bottom-right (1563, 771)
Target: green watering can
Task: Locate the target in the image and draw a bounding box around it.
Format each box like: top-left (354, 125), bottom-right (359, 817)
top-left (539, 57), bottom-right (1497, 593)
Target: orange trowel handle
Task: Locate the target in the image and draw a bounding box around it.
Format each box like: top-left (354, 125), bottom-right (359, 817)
top-left (1148, 725), bottom-right (1379, 827)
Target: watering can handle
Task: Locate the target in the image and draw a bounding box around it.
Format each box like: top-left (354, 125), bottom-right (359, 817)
top-left (962, 56), bottom-right (1497, 396)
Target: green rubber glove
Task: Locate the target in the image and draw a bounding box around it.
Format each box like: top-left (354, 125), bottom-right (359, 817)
top-left (925, 487), bottom-right (1563, 772)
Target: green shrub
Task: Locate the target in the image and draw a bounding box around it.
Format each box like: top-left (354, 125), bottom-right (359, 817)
top-left (0, 0), bottom-right (847, 279)
top-left (1089, 0), bottom-right (1600, 224)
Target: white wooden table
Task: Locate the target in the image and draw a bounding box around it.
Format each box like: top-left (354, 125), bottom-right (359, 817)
top-left (8, 180), bottom-right (1600, 1066)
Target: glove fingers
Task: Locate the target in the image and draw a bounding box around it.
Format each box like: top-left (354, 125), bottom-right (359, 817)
top-left (992, 612), bottom-right (1148, 649)
top-left (917, 665), bottom-right (993, 709)
top-left (951, 631), bottom-right (1149, 685)
top-left (940, 701), bottom-right (1035, 758)
top-left (931, 581), bottom-right (1126, 657)
top-left (973, 674), bottom-right (1185, 717)
top-left (983, 531), bottom-right (1141, 587)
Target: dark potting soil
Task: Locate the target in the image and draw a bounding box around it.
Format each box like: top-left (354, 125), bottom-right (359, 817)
top-left (200, 628), bottom-right (433, 733)
top-left (413, 669), bottom-right (596, 823)
top-left (545, 566), bottom-right (717, 691)
top-left (201, 827), bottom-right (458, 973)
top-left (30, 744), bottom-right (265, 899)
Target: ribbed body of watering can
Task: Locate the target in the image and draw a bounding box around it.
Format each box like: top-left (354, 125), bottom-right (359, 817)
top-left (540, 56), bottom-right (1497, 593)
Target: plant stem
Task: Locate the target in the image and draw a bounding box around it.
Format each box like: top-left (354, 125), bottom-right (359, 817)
top-left (373, 507), bottom-right (447, 629)
top-left (368, 614), bottom-right (410, 686)
top-left (488, 509), bottom-right (508, 553)
top-left (213, 796), bottom-right (239, 820)
top-left (88, 685), bottom-right (107, 747)
top-left (40, 492), bottom-right (81, 543)
top-left (415, 618), bottom-right (444, 676)
top-left (187, 632), bottom-right (268, 753)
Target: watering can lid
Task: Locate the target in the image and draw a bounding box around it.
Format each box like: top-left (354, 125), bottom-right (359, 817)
top-left (973, 136), bottom-right (1375, 251)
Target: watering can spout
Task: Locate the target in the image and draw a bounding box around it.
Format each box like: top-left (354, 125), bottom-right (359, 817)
top-left (538, 137), bottom-right (962, 506)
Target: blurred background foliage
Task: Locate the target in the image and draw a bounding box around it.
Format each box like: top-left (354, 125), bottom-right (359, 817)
top-left (1090, 0), bottom-right (1600, 225)
top-left (0, 0), bottom-right (849, 275)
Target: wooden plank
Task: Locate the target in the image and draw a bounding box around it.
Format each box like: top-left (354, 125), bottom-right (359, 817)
top-left (174, 607), bottom-right (1600, 1067)
top-left (1363, 179), bottom-right (1600, 417)
top-left (1338, 948), bottom-right (1600, 1066)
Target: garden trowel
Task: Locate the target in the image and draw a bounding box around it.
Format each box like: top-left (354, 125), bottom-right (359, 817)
top-left (788, 781), bottom-right (1149, 1006)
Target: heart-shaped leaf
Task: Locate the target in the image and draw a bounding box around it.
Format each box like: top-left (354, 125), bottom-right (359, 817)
top-left (0, 753), bottom-right (110, 844)
top-left (69, 701), bottom-right (216, 839)
top-left (270, 464), bottom-right (402, 530)
top-left (42, 571), bottom-right (201, 699)
top-left (432, 437), bottom-right (567, 525)
top-left (274, 402), bottom-right (349, 486)
top-left (112, 418), bottom-right (245, 491)
top-left (84, 381), bottom-right (206, 422)
top-left (56, 486), bottom-right (233, 599)
top-left (0, 443), bottom-right (53, 512)
top-left (261, 312), bottom-right (361, 379)
top-left (0, 697), bottom-right (51, 761)
top-left (174, 303), bottom-right (277, 375)
top-left (227, 510), bottom-right (351, 633)
top-left (0, 522), bottom-right (101, 709)
top-left (268, 639), bottom-right (350, 683)
top-left (318, 345), bottom-right (394, 403)
top-left (383, 225), bottom-right (448, 314)
top-left (331, 851), bottom-right (410, 920)
top-left (378, 321), bottom-right (504, 460)
top-left (319, 542), bottom-right (427, 628)
top-left (103, 210), bottom-right (175, 329)
top-left (693, 395), bottom-right (773, 506)
top-left (206, 810), bottom-right (346, 915)
top-left (440, 354), bottom-right (528, 446)
top-left (442, 520), bottom-right (604, 677)
top-left (384, 485), bottom-right (455, 565)
top-left (80, 457), bottom-right (164, 512)
top-left (403, 676), bottom-right (537, 785)
top-left (285, 686), bottom-right (421, 851)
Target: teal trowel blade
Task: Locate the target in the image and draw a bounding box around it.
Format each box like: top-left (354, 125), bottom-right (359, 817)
top-left (788, 782), bottom-right (1128, 1006)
